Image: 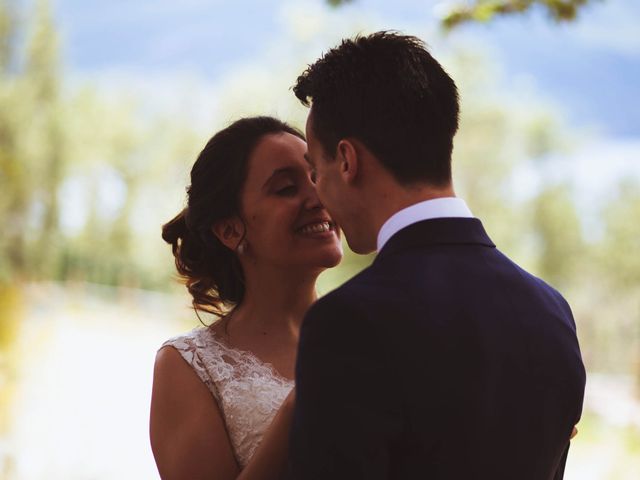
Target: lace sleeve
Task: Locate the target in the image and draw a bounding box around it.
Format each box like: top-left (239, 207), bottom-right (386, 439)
top-left (160, 326), bottom-right (295, 468)
top-left (161, 332), bottom-right (221, 403)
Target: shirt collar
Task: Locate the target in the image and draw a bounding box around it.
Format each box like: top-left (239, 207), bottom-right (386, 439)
top-left (376, 197), bottom-right (474, 251)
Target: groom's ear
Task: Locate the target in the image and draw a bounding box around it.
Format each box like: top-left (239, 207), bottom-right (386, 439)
top-left (336, 139), bottom-right (359, 184)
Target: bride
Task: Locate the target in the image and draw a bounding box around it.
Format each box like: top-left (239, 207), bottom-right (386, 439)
top-left (150, 116), bottom-right (343, 479)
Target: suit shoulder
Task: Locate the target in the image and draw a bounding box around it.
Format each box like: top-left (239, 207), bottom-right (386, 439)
top-left (307, 283), bottom-right (361, 322)
top-left (311, 264), bottom-right (379, 311)
top-left (498, 250), bottom-right (575, 317)
top-left (540, 278), bottom-right (574, 318)
top-left (513, 259), bottom-right (572, 308)
top-left (302, 269), bottom-right (383, 340)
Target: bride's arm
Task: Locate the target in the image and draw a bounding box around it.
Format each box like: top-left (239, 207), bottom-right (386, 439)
top-left (151, 345), bottom-right (295, 480)
top-left (237, 388), bottom-right (296, 480)
top-left (150, 346), bottom-right (240, 480)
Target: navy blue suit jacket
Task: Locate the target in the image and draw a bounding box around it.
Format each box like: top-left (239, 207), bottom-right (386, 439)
top-left (289, 218), bottom-right (585, 479)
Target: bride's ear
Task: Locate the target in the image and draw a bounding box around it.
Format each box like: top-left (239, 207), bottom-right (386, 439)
top-left (211, 217), bottom-right (245, 251)
top-left (336, 139), bottom-right (359, 184)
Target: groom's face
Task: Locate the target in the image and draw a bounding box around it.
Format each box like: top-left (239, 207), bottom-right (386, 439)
top-left (305, 111), bottom-right (377, 254)
top-left (304, 112), bottom-right (346, 236)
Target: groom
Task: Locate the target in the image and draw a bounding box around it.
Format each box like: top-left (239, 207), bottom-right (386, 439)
top-left (289, 32), bottom-right (585, 479)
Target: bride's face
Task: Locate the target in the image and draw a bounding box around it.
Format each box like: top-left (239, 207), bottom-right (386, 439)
top-left (238, 132), bottom-right (343, 271)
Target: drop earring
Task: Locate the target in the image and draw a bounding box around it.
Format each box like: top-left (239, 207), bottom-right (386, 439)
top-left (237, 239), bottom-right (247, 255)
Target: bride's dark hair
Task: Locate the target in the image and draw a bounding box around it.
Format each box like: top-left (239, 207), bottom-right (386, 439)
top-left (162, 116), bottom-right (305, 317)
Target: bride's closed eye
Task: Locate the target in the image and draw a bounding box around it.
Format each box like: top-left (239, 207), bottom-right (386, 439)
top-left (276, 185), bottom-right (298, 196)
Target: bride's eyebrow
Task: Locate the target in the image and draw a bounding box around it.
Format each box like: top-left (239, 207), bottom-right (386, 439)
top-left (262, 167), bottom-right (296, 189)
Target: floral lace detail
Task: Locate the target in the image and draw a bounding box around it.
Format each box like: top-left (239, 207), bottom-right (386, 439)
top-left (162, 326), bottom-right (294, 468)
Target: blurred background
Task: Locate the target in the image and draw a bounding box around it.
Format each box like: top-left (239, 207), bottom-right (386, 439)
top-left (0, 0), bottom-right (638, 478)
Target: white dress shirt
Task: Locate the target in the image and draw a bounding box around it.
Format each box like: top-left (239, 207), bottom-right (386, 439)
top-left (376, 197), bottom-right (474, 251)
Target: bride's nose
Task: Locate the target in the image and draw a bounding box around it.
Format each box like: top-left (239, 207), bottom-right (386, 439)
top-left (303, 184), bottom-right (324, 211)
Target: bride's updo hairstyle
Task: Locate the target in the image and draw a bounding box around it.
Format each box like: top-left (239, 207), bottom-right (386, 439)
top-left (162, 116), bottom-right (305, 316)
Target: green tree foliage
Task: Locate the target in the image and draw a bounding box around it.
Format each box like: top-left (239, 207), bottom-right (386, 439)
top-left (327, 0), bottom-right (594, 29)
top-left (0, 0), bottom-right (16, 72)
top-left (24, 0), bottom-right (64, 278)
top-left (53, 90), bottom-right (201, 290)
top-left (441, 0), bottom-right (593, 29)
top-left (531, 184), bottom-right (584, 289)
top-left (0, 0), bottom-right (200, 289)
top-left (0, 0), bottom-right (70, 282)
top-left (600, 180), bottom-right (640, 290)
top-left (598, 181), bottom-right (640, 391)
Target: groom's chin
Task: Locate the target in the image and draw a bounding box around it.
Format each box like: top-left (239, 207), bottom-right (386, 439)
top-left (345, 237), bottom-right (377, 256)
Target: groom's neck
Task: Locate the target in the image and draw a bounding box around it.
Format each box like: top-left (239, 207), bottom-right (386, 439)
top-left (368, 181), bottom-right (457, 240)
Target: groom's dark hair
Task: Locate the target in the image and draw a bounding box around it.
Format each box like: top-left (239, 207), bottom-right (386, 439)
top-left (294, 31), bottom-right (459, 186)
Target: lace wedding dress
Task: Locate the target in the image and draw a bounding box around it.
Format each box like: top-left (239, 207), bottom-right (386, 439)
top-left (162, 326), bottom-right (294, 468)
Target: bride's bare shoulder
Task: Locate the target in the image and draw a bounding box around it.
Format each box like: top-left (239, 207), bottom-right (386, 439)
top-left (152, 345), bottom-right (211, 408)
top-left (150, 344), bottom-right (238, 479)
